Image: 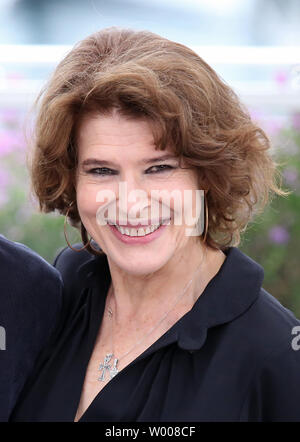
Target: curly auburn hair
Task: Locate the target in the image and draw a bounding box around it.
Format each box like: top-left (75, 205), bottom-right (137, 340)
top-left (29, 26), bottom-right (287, 253)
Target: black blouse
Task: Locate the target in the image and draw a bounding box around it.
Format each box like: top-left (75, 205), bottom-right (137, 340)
top-left (10, 246), bottom-right (300, 422)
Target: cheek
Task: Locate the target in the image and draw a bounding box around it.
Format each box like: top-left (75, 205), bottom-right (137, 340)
top-left (76, 182), bottom-right (100, 222)
top-left (157, 173), bottom-right (199, 219)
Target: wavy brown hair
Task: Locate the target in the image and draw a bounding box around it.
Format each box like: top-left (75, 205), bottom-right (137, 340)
top-left (29, 26), bottom-right (287, 253)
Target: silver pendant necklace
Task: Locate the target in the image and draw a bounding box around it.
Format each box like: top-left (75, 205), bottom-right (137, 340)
top-left (98, 255), bottom-right (205, 382)
top-left (97, 306), bottom-right (120, 381)
top-left (98, 353), bottom-right (119, 381)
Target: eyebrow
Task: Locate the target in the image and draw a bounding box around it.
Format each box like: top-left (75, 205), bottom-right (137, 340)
top-left (80, 154), bottom-right (178, 168)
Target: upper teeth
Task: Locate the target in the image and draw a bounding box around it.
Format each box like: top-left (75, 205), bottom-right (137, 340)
top-left (112, 224), bottom-right (162, 236)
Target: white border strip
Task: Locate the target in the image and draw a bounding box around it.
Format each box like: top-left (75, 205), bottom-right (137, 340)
top-left (0, 45), bottom-right (72, 64)
top-left (1, 45), bottom-right (300, 65)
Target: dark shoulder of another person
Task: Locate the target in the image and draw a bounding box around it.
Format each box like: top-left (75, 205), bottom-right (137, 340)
top-left (0, 234), bottom-right (63, 343)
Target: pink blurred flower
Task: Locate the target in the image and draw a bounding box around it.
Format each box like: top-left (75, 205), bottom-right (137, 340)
top-left (291, 113), bottom-right (300, 131)
top-left (7, 73), bottom-right (24, 80)
top-left (0, 130), bottom-right (24, 156)
top-left (249, 108), bottom-right (264, 124)
top-left (249, 109), bottom-right (284, 137)
top-left (274, 70), bottom-right (288, 86)
top-left (266, 121), bottom-right (282, 136)
top-left (268, 225), bottom-right (290, 245)
top-left (0, 108), bottom-right (19, 124)
top-left (283, 167), bottom-right (299, 186)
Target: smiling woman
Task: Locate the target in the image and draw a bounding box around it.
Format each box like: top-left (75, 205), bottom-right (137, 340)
top-left (74, 111), bottom-right (206, 275)
top-left (10, 27), bottom-right (300, 422)
top-left (29, 28), bottom-right (284, 252)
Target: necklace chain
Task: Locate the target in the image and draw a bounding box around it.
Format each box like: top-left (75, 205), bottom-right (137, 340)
top-left (98, 252), bottom-right (206, 382)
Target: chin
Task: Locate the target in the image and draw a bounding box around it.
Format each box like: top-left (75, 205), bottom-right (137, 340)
top-left (107, 247), bottom-right (173, 276)
top-left (118, 262), bottom-right (166, 277)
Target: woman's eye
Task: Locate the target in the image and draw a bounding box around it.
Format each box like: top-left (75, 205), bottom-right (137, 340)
top-left (146, 165), bottom-right (175, 174)
top-left (88, 167), bottom-right (117, 176)
top-left (86, 165), bottom-right (176, 176)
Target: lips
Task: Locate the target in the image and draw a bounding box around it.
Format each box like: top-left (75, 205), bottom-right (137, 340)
top-left (108, 220), bottom-right (169, 244)
top-left (107, 218), bottom-right (171, 228)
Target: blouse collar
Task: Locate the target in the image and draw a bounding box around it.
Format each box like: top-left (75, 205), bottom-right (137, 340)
top-left (175, 247), bottom-right (264, 350)
top-left (76, 247), bottom-right (264, 352)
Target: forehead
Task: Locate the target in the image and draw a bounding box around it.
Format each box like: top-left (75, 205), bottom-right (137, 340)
top-left (75, 111), bottom-right (174, 158)
top-left (77, 112), bottom-right (154, 144)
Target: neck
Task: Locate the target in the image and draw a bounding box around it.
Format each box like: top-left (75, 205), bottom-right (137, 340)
top-left (106, 243), bottom-right (226, 329)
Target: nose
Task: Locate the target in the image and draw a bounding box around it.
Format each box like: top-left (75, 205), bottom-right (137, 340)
top-left (117, 171), bottom-right (152, 223)
top-left (120, 170), bottom-right (145, 194)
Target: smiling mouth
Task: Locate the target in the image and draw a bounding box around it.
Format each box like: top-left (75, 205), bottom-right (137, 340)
top-left (107, 219), bottom-right (171, 237)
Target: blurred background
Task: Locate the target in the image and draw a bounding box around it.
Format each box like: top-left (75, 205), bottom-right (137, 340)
top-left (0, 0), bottom-right (300, 316)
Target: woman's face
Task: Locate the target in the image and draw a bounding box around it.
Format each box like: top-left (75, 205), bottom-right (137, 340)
top-left (76, 111), bottom-right (204, 275)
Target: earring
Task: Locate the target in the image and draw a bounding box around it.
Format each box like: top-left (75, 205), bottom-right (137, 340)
top-left (202, 191), bottom-right (209, 243)
top-left (80, 220), bottom-right (102, 254)
top-left (64, 202), bottom-right (99, 253)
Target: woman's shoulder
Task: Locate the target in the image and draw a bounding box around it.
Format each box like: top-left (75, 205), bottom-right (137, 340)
top-left (237, 288), bottom-right (300, 421)
top-left (209, 280), bottom-right (300, 420)
top-left (53, 243), bottom-right (100, 294)
top-left (241, 286), bottom-right (299, 343)
top-left (217, 247), bottom-right (300, 351)
top-left (256, 287), bottom-right (300, 329)
top-left (52, 243), bottom-right (108, 319)
top-left (225, 284), bottom-right (300, 366)
top-left (53, 243), bottom-right (94, 278)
